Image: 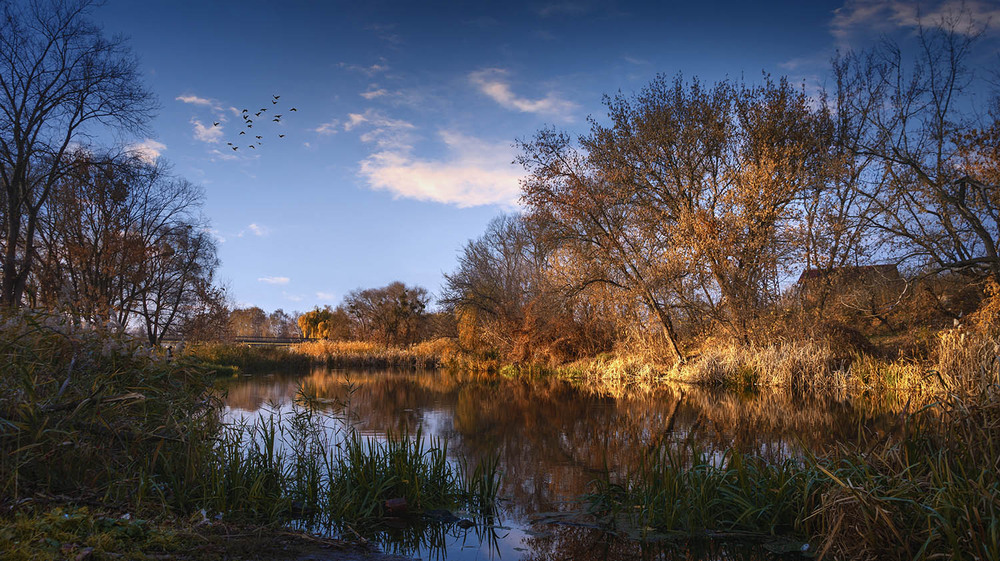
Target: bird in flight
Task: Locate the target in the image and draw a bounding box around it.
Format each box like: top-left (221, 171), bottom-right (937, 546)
top-left (213, 122), bottom-right (220, 127)
top-left (279, 134), bottom-right (285, 138)
top-left (239, 131), bottom-right (245, 135)
top-left (290, 108), bottom-right (297, 112)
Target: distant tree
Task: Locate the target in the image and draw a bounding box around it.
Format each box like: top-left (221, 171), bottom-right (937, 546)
top-left (0, 0), bottom-right (155, 306)
top-left (135, 223), bottom-right (218, 345)
top-left (297, 305), bottom-right (352, 340)
top-left (268, 308), bottom-right (299, 338)
top-left (442, 214), bottom-right (548, 351)
top-left (229, 306), bottom-right (269, 337)
top-left (180, 282), bottom-right (232, 341)
top-left (344, 282), bottom-right (429, 346)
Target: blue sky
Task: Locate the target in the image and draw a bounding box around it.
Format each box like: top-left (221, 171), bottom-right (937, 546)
top-left (93, 0), bottom-right (1000, 313)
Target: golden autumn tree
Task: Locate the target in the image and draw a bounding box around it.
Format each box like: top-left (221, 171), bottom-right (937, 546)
top-left (520, 74), bottom-right (827, 351)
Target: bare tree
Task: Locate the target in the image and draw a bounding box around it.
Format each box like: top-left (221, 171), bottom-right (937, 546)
top-left (851, 19), bottom-right (999, 281)
top-left (344, 282), bottom-right (429, 346)
top-left (136, 223), bottom-right (218, 345)
top-left (0, 0), bottom-right (154, 306)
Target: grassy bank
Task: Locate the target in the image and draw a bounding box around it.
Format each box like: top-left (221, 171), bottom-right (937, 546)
top-left (184, 342), bottom-right (312, 375)
top-left (0, 311), bottom-right (499, 558)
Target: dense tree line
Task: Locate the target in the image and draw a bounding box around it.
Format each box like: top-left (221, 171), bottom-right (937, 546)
top-left (0, 0), bottom-right (221, 343)
top-left (446, 18), bottom-right (999, 365)
top-left (297, 282), bottom-right (432, 345)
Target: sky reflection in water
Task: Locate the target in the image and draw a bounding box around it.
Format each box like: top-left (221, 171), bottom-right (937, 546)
top-left (221, 368), bottom-right (903, 560)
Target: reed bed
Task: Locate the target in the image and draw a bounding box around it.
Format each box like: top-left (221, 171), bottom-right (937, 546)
top-left (293, 339), bottom-right (444, 370)
top-left (184, 342), bottom-right (311, 375)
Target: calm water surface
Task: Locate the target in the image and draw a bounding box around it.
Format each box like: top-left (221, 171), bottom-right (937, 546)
top-left (220, 368), bottom-right (904, 561)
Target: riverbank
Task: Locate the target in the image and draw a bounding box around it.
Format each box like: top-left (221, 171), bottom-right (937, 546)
top-left (0, 311), bottom-right (497, 560)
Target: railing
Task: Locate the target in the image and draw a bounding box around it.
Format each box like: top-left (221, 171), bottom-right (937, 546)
top-left (160, 336), bottom-right (311, 346)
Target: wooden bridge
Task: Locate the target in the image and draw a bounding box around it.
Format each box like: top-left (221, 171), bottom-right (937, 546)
top-left (161, 336), bottom-right (311, 347)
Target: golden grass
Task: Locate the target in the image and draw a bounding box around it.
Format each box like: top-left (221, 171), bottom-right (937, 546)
top-left (292, 339), bottom-right (443, 369)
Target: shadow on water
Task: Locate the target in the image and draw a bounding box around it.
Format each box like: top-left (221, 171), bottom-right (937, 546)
top-left (219, 367), bottom-right (907, 560)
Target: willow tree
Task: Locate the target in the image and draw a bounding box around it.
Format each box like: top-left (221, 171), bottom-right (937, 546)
top-left (0, 0), bottom-right (154, 306)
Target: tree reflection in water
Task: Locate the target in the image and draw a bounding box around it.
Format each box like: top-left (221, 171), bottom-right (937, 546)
top-left (221, 368), bottom-right (905, 559)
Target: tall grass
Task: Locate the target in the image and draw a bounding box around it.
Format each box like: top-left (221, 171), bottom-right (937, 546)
top-left (584, 325), bottom-right (1000, 559)
top-left (293, 340), bottom-right (443, 370)
top-left (292, 337), bottom-right (510, 372)
top-left (1, 311), bottom-right (500, 535)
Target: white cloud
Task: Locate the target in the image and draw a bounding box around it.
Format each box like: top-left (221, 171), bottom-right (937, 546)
top-left (283, 292), bottom-right (304, 302)
top-left (237, 223), bottom-right (269, 237)
top-left (176, 94), bottom-right (214, 106)
top-left (361, 88), bottom-right (388, 100)
top-left (314, 119), bottom-right (340, 135)
top-left (316, 291), bottom-right (336, 301)
top-left (209, 148), bottom-right (238, 161)
top-left (358, 130), bottom-right (523, 208)
top-left (346, 109), bottom-right (417, 151)
top-left (343, 113), bottom-right (368, 131)
top-left (469, 69), bottom-right (578, 121)
top-left (831, 0), bottom-right (999, 44)
top-left (339, 61), bottom-right (390, 76)
top-left (126, 139), bottom-right (166, 164)
top-left (205, 228), bottom-right (227, 243)
top-left (191, 118), bottom-right (223, 143)
top-left (258, 276), bottom-right (290, 285)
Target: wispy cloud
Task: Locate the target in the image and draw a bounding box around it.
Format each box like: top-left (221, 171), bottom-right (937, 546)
top-left (283, 292), bottom-right (304, 302)
top-left (831, 0), bottom-right (999, 45)
top-left (314, 119), bottom-right (340, 135)
top-left (469, 69), bottom-right (578, 121)
top-left (191, 118), bottom-right (223, 143)
top-left (359, 130), bottom-right (522, 208)
top-left (339, 61), bottom-right (390, 76)
top-left (126, 139), bottom-right (166, 164)
top-left (361, 87), bottom-right (388, 100)
top-left (535, 1), bottom-right (594, 17)
top-left (176, 94), bottom-right (214, 107)
top-left (345, 109), bottom-right (417, 150)
top-left (205, 228), bottom-right (227, 243)
top-left (238, 223), bottom-right (270, 237)
top-left (258, 276), bottom-right (290, 285)
top-left (344, 113), bottom-right (369, 131)
top-left (316, 291), bottom-right (336, 301)
top-left (208, 148), bottom-right (238, 162)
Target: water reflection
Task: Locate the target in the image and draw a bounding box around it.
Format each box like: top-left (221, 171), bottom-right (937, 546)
top-left (220, 368), bottom-right (903, 560)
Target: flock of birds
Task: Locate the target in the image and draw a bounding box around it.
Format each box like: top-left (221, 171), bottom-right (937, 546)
top-left (222, 95), bottom-right (297, 152)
